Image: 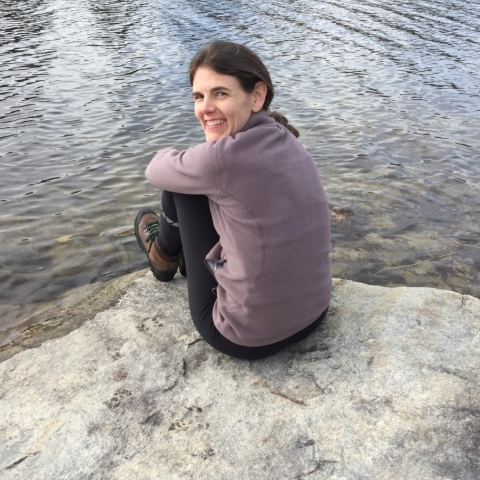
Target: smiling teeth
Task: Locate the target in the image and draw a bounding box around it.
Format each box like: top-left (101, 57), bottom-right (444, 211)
top-left (207, 119), bottom-right (225, 126)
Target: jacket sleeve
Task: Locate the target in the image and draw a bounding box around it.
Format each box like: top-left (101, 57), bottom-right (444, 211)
top-left (145, 141), bottom-right (223, 197)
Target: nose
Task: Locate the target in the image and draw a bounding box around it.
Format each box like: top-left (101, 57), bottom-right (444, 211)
top-left (199, 95), bottom-right (216, 114)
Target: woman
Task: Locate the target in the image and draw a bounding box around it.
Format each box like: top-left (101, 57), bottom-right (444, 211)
top-left (134, 41), bottom-right (331, 360)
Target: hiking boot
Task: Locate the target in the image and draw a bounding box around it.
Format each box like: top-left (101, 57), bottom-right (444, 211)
top-left (134, 208), bottom-right (181, 282)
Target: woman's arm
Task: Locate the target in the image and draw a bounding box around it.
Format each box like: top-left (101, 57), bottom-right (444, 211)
top-left (145, 141), bottom-right (224, 197)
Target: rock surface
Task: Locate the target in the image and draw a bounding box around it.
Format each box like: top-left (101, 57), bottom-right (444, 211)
top-left (0, 270), bottom-right (146, 362)
top-left (0, 272), bottom-right (479, 480)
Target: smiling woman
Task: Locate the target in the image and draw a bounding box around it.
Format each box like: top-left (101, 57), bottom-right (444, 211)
top-left (134, 40), bottom-right (332, 360)
top-left (192, 68), bottom-right (267, 142)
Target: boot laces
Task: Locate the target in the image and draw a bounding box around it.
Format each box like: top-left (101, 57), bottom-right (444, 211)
top-left (143, 220), bottom-right (159, 254)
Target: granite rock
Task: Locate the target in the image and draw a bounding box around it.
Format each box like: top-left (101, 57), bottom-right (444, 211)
top-left (0, 273), bottom-right (479, 479)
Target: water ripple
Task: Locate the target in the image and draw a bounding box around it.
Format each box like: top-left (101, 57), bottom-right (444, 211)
top-left (0, 0), bottom-right (479, 320)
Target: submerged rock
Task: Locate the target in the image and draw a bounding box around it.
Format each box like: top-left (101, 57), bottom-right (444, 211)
top-left (329, 205), bottom-right (353, 227)
top-left (0, 273), bottom-right (479, 479)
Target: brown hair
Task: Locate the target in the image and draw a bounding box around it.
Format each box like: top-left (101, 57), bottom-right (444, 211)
top-left (189, 41), bottom-right (299, 137)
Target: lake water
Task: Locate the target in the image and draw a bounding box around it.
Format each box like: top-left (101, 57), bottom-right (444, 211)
top-left (1, 0), bottom-right (479, 327)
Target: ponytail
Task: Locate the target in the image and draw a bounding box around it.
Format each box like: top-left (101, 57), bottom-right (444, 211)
top-left (269, 111), bottom-right (299, 138)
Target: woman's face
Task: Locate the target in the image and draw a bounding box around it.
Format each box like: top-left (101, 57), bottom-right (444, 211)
top-left (192, 67), bottom-right (266, 142)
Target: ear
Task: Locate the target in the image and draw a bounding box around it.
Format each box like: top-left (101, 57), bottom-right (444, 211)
top-left (251, 81), bottom-right (268, 112)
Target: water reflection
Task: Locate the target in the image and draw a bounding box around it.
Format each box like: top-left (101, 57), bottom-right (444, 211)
top-left (0, 0), bottom-right (479, 324)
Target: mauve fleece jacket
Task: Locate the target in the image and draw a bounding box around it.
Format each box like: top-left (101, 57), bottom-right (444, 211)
top-left (145, 110), bottom-right (332, 347)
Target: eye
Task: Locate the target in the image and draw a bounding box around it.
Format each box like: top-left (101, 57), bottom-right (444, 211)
top-left (216, 91), bottom-right (227, 98)
top-left (193, 94), bottom-right (203, 102)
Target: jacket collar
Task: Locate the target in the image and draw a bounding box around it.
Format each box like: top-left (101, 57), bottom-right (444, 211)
top-left (240, 110), bottom-right (274, 134)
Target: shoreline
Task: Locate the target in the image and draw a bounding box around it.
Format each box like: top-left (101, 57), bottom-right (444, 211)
top-left (1, 269), bottom-right (478, 364)
top-left (0, 270), bottom-right (146, 363)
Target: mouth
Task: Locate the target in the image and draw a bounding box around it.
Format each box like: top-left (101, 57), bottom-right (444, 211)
top-left (205, 119), bottom-right (226, 127)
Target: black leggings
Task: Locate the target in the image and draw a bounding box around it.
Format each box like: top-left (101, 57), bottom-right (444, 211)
top-left (157, 190), bottom-right (327, 360)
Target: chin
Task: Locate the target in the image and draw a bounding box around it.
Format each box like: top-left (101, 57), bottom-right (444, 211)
top-left (205, 132), bottom-right (223, 142)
